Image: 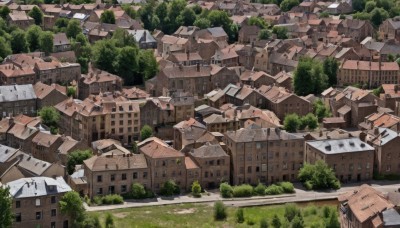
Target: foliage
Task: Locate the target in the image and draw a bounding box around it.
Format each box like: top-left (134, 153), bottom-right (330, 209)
top-left (279, 182), bottom-right (295, 193)
top-left (105, 213), bottom-right (115, 228)
top-left (371, 8), bottom-right (389, 27)
top-left (294, 57), bottom-right (328, 96)
top-left (214, 201), bottom-right (227, 221)
top-left (28, 6), bottom-right (43, 25)
top-left (254, 183), bottom-right (266, 195)
top-left (59, 191), bottom-right (86, 225)
top-left (283, 113), bottom-right (300, 132)
top-left (258, 29), bottom-right (271, 40)
top-left (67, 86), bottom-right (76, 98)
top-left (291, 215), bottom-right (305, 228)
top-left (194, 18), bottom-right (211, 29)
top-left (160, 180), bottom-right (180, 196)
top-left (280, 0), bottom-right (299, 12)
top-left (265, 184), bottom-right (284, 195)
top-left (365, 1), bottom-right (376, 13)
top-left (114, 46), bottom-right (140, 85)
top-left (272, 26), bottom-right (288, 39)
top-left (271, 214), bottom-right (281, 228)
top-left (26, 25), bottom-right (43, 52)
top-left (0, 187), bottom-right (13, 228)
top-left (100, 10), bottom-right (116, 24)
top-left (112, 28), bottom-right (136, 48)
top-left (66, 149), bottom-right (92, 175)
top-left (373, 86), bottom-right (383, 97)
top-left (0, 6), bottom-right (10, 20)
top-left (323, 57), bottom-right (339, 86)
top-left (284, 203), bottom-right (301, 222)
top-left (248, 16), bottom-right (268, 29)
top-left (0, 36), bottom-right (12, 62)
top-left (298, 160), bottom-right (341, 190)
top-left (260, 217), bottom-right (269, 228)
top-left (232, 184), bottom-right (253, 197)
top-left (352, 0), bottom-right (366, 12)
top-left (220, 182), bottom-right (233, 198)
top-left (353, 11), bottom-right (371, 20)
top-left (54, 18), bottom-right (69, 32)
top-left (300, 113), bottom-right (318, 130)
top-left (177, 8), bottom-right (196, 26)
top-left (66, 19), bottom-right (82, 39)
top-left (92, 39), bottom-right (119, 73)
top-left (313, 100), bottom-right (331, 122)
top-left (235, 208), bottom-right (245, 223)
top-left (39, 31), bottom-right (54, 55)
top-left (191, 180), bottom-right (202, 197)
top-left (129, 183), bottom-right (147, 199)
top-left (122, 4), bottom-right (137, 19)
top-left (11, 29), bottom-right (28, 53)
top-left (39, 106), bottom-right (60, 127)
top-left (102, 194), bottom-right (124, 205)
top-left (140, 125), bottom-right (153, 140)
top-left (82, 214), bottom-right (101, 228)
top-left (139, 50), bottom-right (158, 81)
top-left (319, 11), bottom-right (329, 18)
top-left (326, 209), bottom-right (340, 228)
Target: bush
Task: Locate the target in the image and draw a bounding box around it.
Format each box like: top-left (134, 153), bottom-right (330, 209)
top-left (279, 182), bottom-right (295, 193)
top-left (233, 184), bottom-right (253, 197)
top-left (130, 183), bottom-right (146, 199)
top-left (304, 180), bottom-right (313, 190)
top-left (220, 183), bottom-right (233, 198)
top-left (235, 208), bottom-right (244, 223)
top-left (105, 213), bottom-right (115, 228)
top-left (254, 183), bottom-right (266, 196)
top-left (271, 214), bottom-right (281, 228)
top-left (260, 218), bottom-right (269, 228)
top-left (246, 217), bottom-right (256, 225)
top-left (93, 196), bottom-right (102, 205)
top-left (265, 184), bottom-right (284, 195)
top-left (284, 203), bottom-right (301, 222)
top-left (160, 180), bottom-right (180, 196)
top-left (303, 205), bottom-right (317, 217)
top-left (102, 194), bottom-right (124, 205)
top-left (214, 201), bottom-right (227, 221)
top-left (192, 180), bottom-right (202, 198)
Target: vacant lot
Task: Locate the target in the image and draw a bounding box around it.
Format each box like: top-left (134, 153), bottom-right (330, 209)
top-left (90, 201), bottom-right (338, 227)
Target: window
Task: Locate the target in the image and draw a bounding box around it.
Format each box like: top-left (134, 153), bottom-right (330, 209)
top-left (97, 188), bottom-right (103, 195)
top-left (247, 166), bottom-right (252, 173)
top-left (122, 173), bottom-right (127, 180)
top-left (121, 185), bottom-right (127, 193)
top-left (51, 196), bottom-right (56, 204)
top-left (133, 172), bottom-right (138, 179)
top-left (110, 174), bottom-right (115, 181)
top-left (35, 198), bottom-right (41, 206)
top-left (36, 212), bottom-right (42, 220)
top-left (143, 172), bottom-right (148, 179)
top-left (51, 222), bottom-right (56, 228)
top-left (16, 201), bottom-right (20, 208)
top-left (15, 213), bottom-right (21, 222)
top-left (51, 209), bottom-right (56, 217)
top-left (97, 175), bottom-right (102, 182)
top-left (205, 171), bottom-right (208, 178)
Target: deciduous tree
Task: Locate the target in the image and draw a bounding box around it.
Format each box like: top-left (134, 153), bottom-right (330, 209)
top-left (66, 150), bottom-right (92, 175)
top-left (39, 31), bottom-right (54, 55)
top-left (0, 187), bottom-right (13, 228)
top-left (11, 29), bottom-right (28, 53)
top-left (28, 6), bottom-right (43, 25)
top-left (100, 10), bottom-right (116, 24)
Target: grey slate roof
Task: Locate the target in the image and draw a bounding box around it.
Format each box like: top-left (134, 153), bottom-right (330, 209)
top-left (383, 208), bottom-right (400, 226)
top-left (6, 176), bottom-right (71, 199)
top-left (190, 143), bottom-right (228, 158)
top-left (207, 27), bottom-right (228, 38)
top-left (127, 29), bottom-right (156, 44)
top-left (0, 84), bottom-right (36, 102)
top-left (0, 144), bottom-right (18, 163)
top-left (225, 127), bottom-right (303, 142)
top-left (306, 138), bottom-right (374, 154)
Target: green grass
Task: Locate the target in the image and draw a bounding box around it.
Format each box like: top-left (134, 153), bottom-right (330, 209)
top-left (90, 201), bottom-right (338, 227)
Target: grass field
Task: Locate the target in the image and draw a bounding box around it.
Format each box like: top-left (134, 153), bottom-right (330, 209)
top-left (89, 201), bottom-right (339, 227)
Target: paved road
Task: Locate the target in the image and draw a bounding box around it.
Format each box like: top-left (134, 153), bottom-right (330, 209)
top-left (85, 181), bottom-right (400, 212)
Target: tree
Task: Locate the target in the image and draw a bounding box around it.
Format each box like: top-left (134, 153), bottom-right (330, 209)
top-left (258, 29), bottom-right (271, 40)
top-left (59, 191), bottom-right (85, 225)
top-left (214, 201), bottom-right (227, 220)
top-left (272, 26), bottom-right (288, 39)
top-left (283, 113), bottom-right (300, 133)
top-left (28, 6), bottom-right (43, 25)
top-left (352, 0), bottom-right (366, 12)
top-left (160, 180), bottom-right (180, 196)
top-left (115, 46), bottom-right (140, 85)
top-left (294, 57), bottom-right (328, 96)
top-left (66, 19), bottom-right (82, 39)
top-left (122, 4), bottom-right (137, 19)
top-left (81, 214), bottom-right (101, 228)
top-left (39, 106), bottom-right (60, 127)
top-left (0, 187), bottom-right (13, 228)
top-left (112, 28), bottom-right (136, 48)
top-left (371, 8), bottom-right (389, 27)
top-left (373, 86), bottom-right (383, 97)
top-left (139, 50), bottom-right (158, 81)
top-left (178, 8), bottom-right (196, 26)
top-left (353, 11), bottom-right (371, 20)
top-left (66, 150), bottom-right (92, 175)
top-left (54, 18), bottom-right (69, 32)
top-left (220, 182), bottom-right (233, 198)
top-left (92, 39), bottom-right (118, 73)
top-left (326, 210), bottom-right (340, 228)
top-left (284, 203), bottom-right (300, 222)
top-left (365, 1), bottom-right (376, 13)
top-left (167, 0), bottom-right (187, 33)
top-left (313, 100), bottom-right (331, 122)
top-left (194, 18), bottom-right (211, 29)
top-left (0, 6), bottom-right (10, 20)
top-left (298, 160), bottom-right (340, 190)
top-left (0, 37), bottom-right (12, 62)
top-left (323, 57), bottom-right (339, 86)
top-left (311, 62), bottom-right (328, 94)
top-left (140, 125), bottom-right (153, 140)
top-left (280, 0), bottom-right (299, 12)
top-left (132, 141), bottom-right (138, 153)
top-left (100, 10), bottom-right (116, 24)
top-left (26, 25), bottom-right (42, 52)
top-left (291, 215), bottom-right (305, 228)
top-left (248, 16), bottom-right (268, 29)
top-left (105, 213), bottom-right (115, 228)
top-left (67, 86), bottom-right (76, 97)
top-left (271, 214), bottom-right (281, 228)
top-left (130, 183), bottom-right (146, 199)
top-left (39, 31), bottom-right (53, 55)
top-left (319, 11), bottom-right (329, 18)
top-left (235, 208), bottom-right (245, 223)
top-left (11, 29), bottom-right (28, 53)
top-left (300, 113), bottom-right (318, 130)
top-left (191, 180), bottom-right (201, 197)
top-left (260, 218), bottom-right (269, 228)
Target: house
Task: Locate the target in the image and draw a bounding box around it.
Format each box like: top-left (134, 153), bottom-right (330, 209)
top-left (326, 2), bottom-right (353, 15)
top-left (203, 113), bottom-right (239, 133)
top-left (138, 137), bottom-right (186, 193)
top-left (359, 112), bottom-right (400, 132)
top-left (189, 143), bottom-right (230, 189)
top-left (305, 138), bottom-right (374, 182)
top-left (159, 35), bottom-right (189, 57)
top-left (53, 33), bottom-right (71, 53)
top-left (225, 127), bottom-right (305, 185)
top-left (379, 16), bottom-right (400, 41)
top-left (0, 84), bottom-right (37, 118)
top-left (83, 153), bottom-right (149, 197)
top-left (211, 47), bottom-right (239, 67)
top-left (0, 64), bottom-right (36, 85)
top-left (127, 29), bottom-right (157, 49)
top-left (379, 84), bottom-right (400, 110)
top-left (121, 87), bottom-right (149, 100)
top-left (238, 25), bottom-right (260, 44)
top-left (7, 11), bottom-right (34, 29)
top-left (337, 19), bottom-right (374, 42)
top-left (240, 70), bottom-right (275, 88)
top-left (167, 52), bottom-right (204, 66)
top-left (6, 177), bottom-right (72, 228)
top-left (33, 82), bottom-right (68, 110)
top-left (196, 27), bottom-right (229, 43)
top-left (173, 26), bottom-right (199, 40)
top-left (173, 117), bottom-right (207, 151)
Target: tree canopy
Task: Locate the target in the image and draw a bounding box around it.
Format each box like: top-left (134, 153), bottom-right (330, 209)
top-left (293, 57), bottom-right (328, 96)
top-left (141, 125), bottom-right (153, 140)
top-left (39, 106), bottom-right (60, 127)
top-left (323, 57), bottom-right (339, 87)
top-left (26, 25), bottom-right (43, 52)
top-left (28, 6), bottom-right (43, 25)
top-left (11, 29), bottom-right (28, 53)
top-left (66, 19), bottom-right (82, 39)
top-left (100, 10), bottom-right (116, 24)
top-left (39, 31), bottom-right (54, 55)
top-left (60, 191), bottom-right (86, 226)
top-left (0, 187), bottom-right (13, 228)
top-left (298, 160), bottom-right (341, 190)
top-left (67, 150), bottom-right (93, 175)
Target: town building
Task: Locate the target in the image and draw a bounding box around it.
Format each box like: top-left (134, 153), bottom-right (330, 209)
top-left (33, 82), bottom-right (68, 110)
top-left (0, 84), bottom-right (37, 118)
top-left (78, 68), bottom-right (123, 100)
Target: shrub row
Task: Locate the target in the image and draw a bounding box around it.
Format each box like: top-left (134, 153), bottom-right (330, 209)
top-left (220, 182), bottom-right (295, 198)
top-left (93, 194), bottom-right (124, 205)
top-left (122, 183), bottom-right (154, 199)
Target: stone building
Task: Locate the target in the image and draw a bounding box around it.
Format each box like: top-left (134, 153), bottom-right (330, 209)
top-left (305, 138), bottom-right (374, 182)
top-left (78, 68), bottom-right (123, 100)
top-left (225, 127), bottom-right (305, 185)
top-left (33, 82), bottom-right (68, 110)
top-left (0, 84), bottom-right (37, 118)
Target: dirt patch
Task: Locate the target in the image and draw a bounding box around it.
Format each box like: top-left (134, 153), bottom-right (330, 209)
top-left (113, 212), bottom-right (128, 218)
top-left (173, 208), bottom-right (196, 214)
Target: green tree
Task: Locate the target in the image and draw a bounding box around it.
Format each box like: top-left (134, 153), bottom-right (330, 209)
top-left (140, 125), bottom-right (153, 140)
top-left (81, 214), bottom-right (101, 228)
top-left (66, 150), bottom-right (92, 175)
top-left (298, 160), bottom-right (340, 190)
top-left (313, 100), bottom-right (331, 121)
top-left (323, 57), bottom-right (339, 86)
top-left (352, 0), bottom-right (366, 12)
top-left (284, 203), bottom-right (300, 222)
top-left (39, 106), bottom-right (60, 127)
top-left (28, 6), bottom-right (43, 25)
top-left (272, 214), bottom-right (281, 228)
top-left (294, 57), bottom-right (328, 96)
top-left (54, 18), bottom-right (69, 32)
top-left (67, 86), bottom-right (76, 97)
top-left (300, 113), bottom-right (318, 130)
top-left (92, 39), bottom-right (118, 73)
top-left (214, 201), bottom-right (227, 221)
top-left (260, 218), bottom-right (269, 228)
top-left (311, 62), bottom-right (328, 94)
top-left (326, 210), bottom-right (340, 228)
top-left (167, 0), bottom-right (187, 33)
top-left (207, 10), bottom-right (234, 38)
top-left (178, 8), bottom-right (196, 26)
top-left (0, 6), bottom-right (10, 20)
top-left (371, 8), bottom-right (389, 27)
top-left (220, 182), bottom-right (233, 198)
top-left (105, 213), bottom-right (115, 228)
top-left (272, 26), bottom-right (288, 39)
top-left (0, 187), bottom-right (13, 228)
top-left (139, 50), bottom-right (158, 81)
top-left (141, 1), bottom-right (156, 30)
top-left (26, 25), bottom-right (42, 52)
top-left (59, 191), bottom-right (85, 225)
top-left (319, 11), bottom-right (329, 18)
top-left (191, 4), bottom-right (202, 14)
top-left (258, 29), bottom-right (271, 40)
top-left (194, 18), bottom-right (211, 29)
top-left (11, 29), bottom-right (28, 53)
top-left (235, 208), bottom-right (245, 223)
top-left (160, 180), bottom-right (180, 196)
top-left (280, 0), bottom-right (299, 12)
top-left (66, 19), bottom-right (82, 39)
top-left (291, 215), bottom-right (305, 228)
top-left (0, 37), bottom-right (12, 62)
top-left (114, 46), bottom-right (139, 85)
top-left (39, 31), bottom-right (54, 55)
top-left (365, 1), bottom-right (376, 13)
top-left (373, 86), bottom-right (383, 97)
top-left (122, 4), bottom-right (137, 19)
top-left (353, 11), bottom-right (371, 20)
top-left (130, 183), bottom-right (146, 199)
top-left (248, 16), bottom-right (268, 29)
top-left (100, 10), bottom-right (116, 24)
top-left (112, 28), bottom-right (136, 48)
top-left (132, 141), bottom-right (138, 154)
top-left (191, 180), bottom-right (201, 197)
top-left (283, 113), bottom-right (300, 133)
